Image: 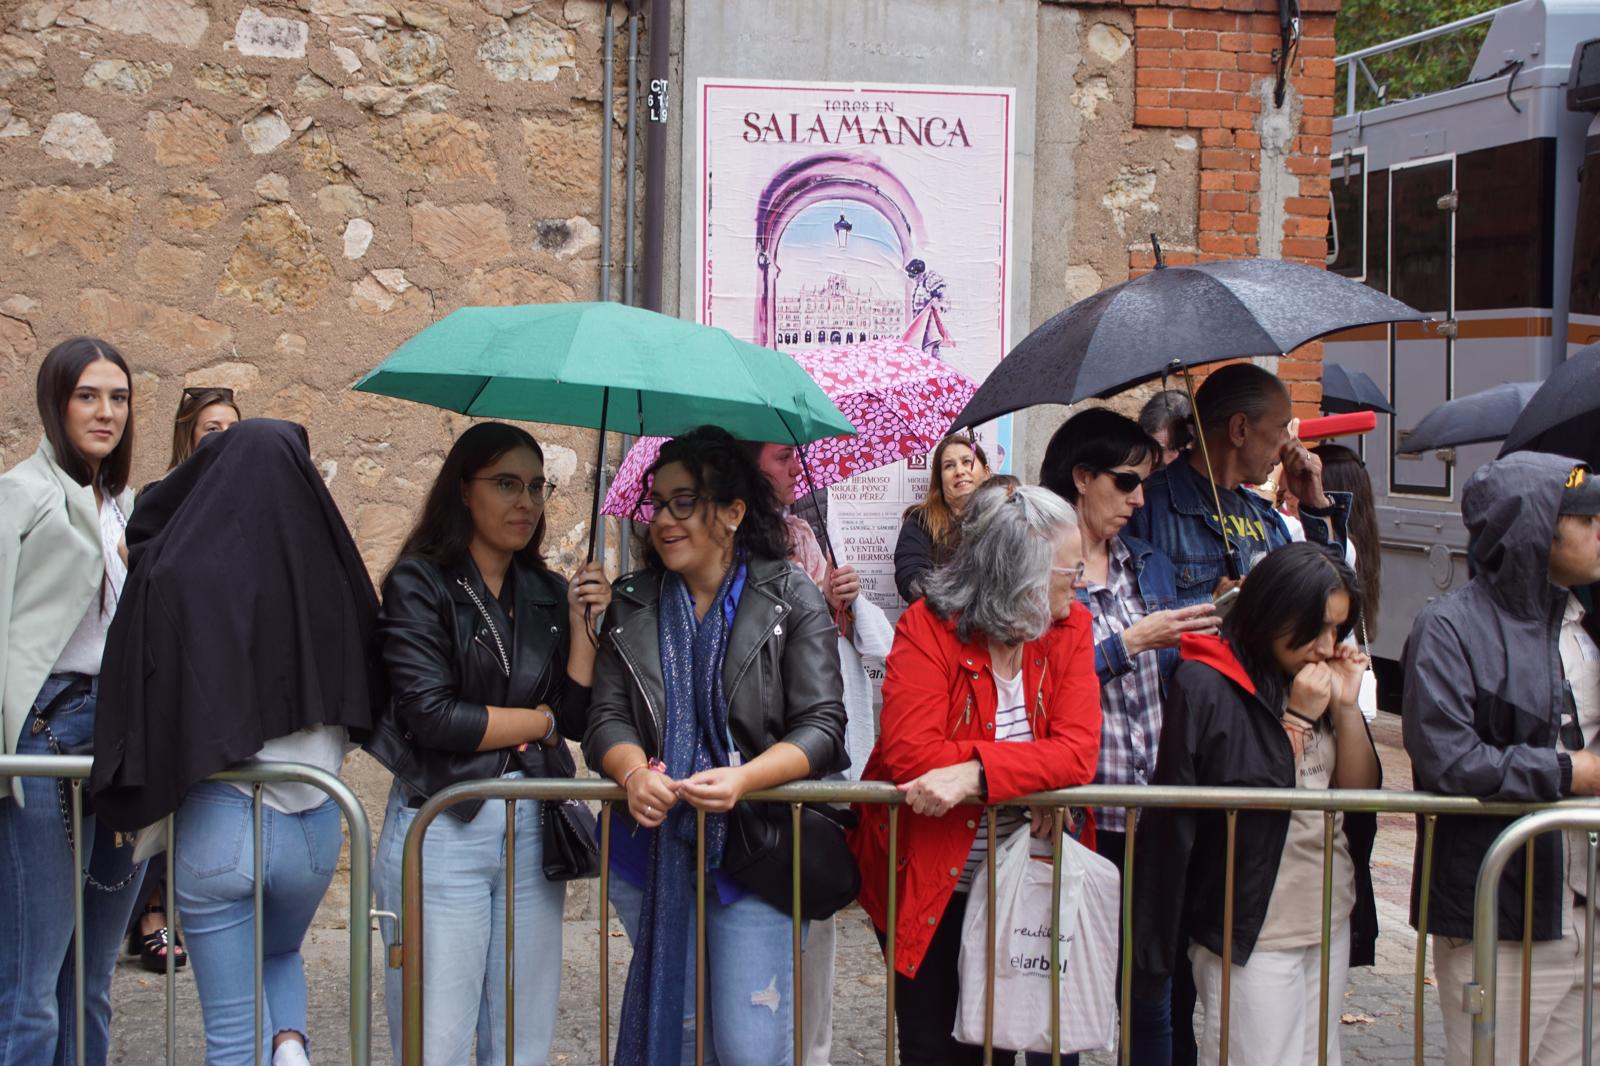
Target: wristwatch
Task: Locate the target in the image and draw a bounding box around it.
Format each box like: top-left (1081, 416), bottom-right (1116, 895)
top-left (976, 761), bottom-right (989, 803)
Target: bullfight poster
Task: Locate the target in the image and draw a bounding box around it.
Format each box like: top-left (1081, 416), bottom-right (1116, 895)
top-left (695, 78), bottom-right (1016, 621)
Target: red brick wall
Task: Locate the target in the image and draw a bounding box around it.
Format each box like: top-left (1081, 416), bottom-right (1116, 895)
top-left (1094, 0), bottom-right (1341, 414)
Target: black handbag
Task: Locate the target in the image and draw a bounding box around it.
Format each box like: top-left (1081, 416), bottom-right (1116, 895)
top-left (541, 797), bottom-right (601, 881)
top-left (722, 801), bottom-right (861, 920)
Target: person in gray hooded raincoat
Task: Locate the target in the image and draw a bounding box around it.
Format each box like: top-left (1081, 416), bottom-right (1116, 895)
top-left (1402, 451), bottom-right (1600, 1066)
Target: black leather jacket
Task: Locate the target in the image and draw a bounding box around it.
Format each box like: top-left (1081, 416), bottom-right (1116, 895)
top-left (581, 556), bottom-right (848, 806)
top-left (365, 555), bottom-right (587, 821)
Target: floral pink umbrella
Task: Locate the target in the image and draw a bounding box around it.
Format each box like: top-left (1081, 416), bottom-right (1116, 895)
top-left (602, 338), bottom-right (978, 519)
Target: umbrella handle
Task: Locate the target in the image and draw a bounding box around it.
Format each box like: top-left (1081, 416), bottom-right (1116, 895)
top-left (1178, 364), bottom-right (1242, 582)
top-left (584, 387), bottom-right (612, 647)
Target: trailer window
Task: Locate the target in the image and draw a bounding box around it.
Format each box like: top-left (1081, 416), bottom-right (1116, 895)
top-left (1367, 168), bottom-right (1389, 295)
top-left (1329, 155), bottom-right (1365, 279)
top-left (1456, 139), bottom-right (1555, 312)
top-left (1573, 142), bottom-right (1600, 318)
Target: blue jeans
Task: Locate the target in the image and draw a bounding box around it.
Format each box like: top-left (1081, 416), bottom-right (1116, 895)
top-left (375, 781), bottom-right (566, 1066)
top-left (609, 875), bottom-right (802, 1066)
top-left (173, 782), bottom-right (343, 1066)
top-left (0, 675), bottom-right (145, 1066)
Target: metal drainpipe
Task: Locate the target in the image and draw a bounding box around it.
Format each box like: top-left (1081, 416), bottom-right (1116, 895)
top-left (640, 0), bottom-right (669, 313)
top-left (618, 0), bottom-right (642, 568)
top-left (594, 0), bottom-right (616, 567)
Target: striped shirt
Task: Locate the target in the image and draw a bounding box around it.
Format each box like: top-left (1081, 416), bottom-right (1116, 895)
top-left (1085, 537), bottom-right (1165, 834)
top-left (960, 668), bottom-right (1034, 888)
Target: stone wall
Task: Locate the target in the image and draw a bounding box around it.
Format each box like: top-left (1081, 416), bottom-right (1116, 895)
top-left (0, 0), bottom-right (625, 580)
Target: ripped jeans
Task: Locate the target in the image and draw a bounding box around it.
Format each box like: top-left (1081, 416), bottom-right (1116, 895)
top-left (609, 877), bottom-right (803, 1066)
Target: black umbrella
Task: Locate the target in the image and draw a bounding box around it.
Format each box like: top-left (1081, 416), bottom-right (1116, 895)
top-left (1395, 382), bottom-right (1539, 455)
top-left (1321, 362), bottom-right (1394, 415)
top-left (950, 245), bottom-right (1426, 429)
top-left (1500, 343), bottom-right (1600, 467)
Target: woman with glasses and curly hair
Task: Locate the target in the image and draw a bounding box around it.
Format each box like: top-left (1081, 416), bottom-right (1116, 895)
top-left (367, 422), bottom-right (610, 1066)
top-left (584, 425), bottom-right (847, 1066)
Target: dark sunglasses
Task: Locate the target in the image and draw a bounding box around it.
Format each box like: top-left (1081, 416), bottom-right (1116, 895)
top-left (183, 386), bottom-right (235, 403)
top-left (1096, 469), bottom-right (1146, 494)
top-left (1561, 682), bottom-right (1587, 752)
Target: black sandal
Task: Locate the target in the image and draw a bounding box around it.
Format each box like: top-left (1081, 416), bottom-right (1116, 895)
top-left (127, 904), bottom-right (187, 973)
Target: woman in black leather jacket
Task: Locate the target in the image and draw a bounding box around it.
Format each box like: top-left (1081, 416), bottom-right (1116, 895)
top-left (583, 426), bottom-right (846, 1066)
top-left (366, 422), bottom-right (610, 1066)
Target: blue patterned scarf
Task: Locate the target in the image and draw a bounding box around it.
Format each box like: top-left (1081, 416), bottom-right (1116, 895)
top-left (615, 558), bottom-right (744, 1066)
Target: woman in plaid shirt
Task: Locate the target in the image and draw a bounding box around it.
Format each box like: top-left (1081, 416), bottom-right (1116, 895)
top-left (1040, 408), bottom-right (1218, 1066)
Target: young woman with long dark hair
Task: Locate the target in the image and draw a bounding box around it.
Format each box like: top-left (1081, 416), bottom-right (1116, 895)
top-left (0, 336), bottom-right (143, 1066)
top-left (1134, 542), bottom-right (1381, 1066)
top-left (583, 426), bottom-right (847, 1066)
top-left (367, 422), bottom-right (610, 1065)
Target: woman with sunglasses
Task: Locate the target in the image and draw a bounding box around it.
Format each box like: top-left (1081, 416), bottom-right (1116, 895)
top-left (123, 386), bottom-right (243, 976)
top-left (894, 434), bottom-right (991, 605)
top-left (367, 422), bottom-right (610, 1065)
top-left (741, 439), bottom-right (894, 1065)
top-left (1039, 408), bottom-right (1217, 1066)
top-left (0, 337), bottom-right (143, 1066)
top-left (168, 386), bottom-right (241, 469)
top-left (584, 426), bottom-right (846, 1066)
top-left (852, 480), bottom-right (1102, 1065)
top-left (1133, 543), bottom-right (1380, 1066)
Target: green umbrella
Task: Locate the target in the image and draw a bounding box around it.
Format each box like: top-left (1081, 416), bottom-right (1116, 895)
top-left (353, 301), bottom-right (857, 559)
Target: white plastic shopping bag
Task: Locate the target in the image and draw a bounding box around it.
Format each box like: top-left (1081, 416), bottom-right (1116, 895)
top-left (953, 826), bottom-right (1121, 1054)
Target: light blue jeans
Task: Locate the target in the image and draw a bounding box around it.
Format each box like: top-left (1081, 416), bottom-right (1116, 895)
top-left (0, 675), bottom-right (145, 1066)
top-left (173, 781), bottom-right (343, 1066)
top-left (609, 875), bottom-right (802, 1066)
top-left (375, 780), bottom-right (566, 1066)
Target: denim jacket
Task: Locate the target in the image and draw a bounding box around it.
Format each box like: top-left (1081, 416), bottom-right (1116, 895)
top-left (1125, 459), bottom-right (1350, 608)
top-left (1076, 533), bottom-right (1183, 688)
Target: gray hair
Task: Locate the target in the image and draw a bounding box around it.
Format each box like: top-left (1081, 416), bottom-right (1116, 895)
top-left (923, 481), bottom-right (1078, 645)
top-left (1193, 363), bottom-right (1288, 436)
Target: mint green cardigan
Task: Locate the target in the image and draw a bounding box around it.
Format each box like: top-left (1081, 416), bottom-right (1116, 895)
top-left (0, 439), bottom-right (133, 805)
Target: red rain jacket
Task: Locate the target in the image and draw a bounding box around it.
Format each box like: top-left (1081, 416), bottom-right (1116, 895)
top-left (849, 599), bottom-right (1103, 977)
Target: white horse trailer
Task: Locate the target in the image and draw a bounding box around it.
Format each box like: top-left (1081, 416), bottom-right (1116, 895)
top-left (1325, 0), bottom-right (1600, 705)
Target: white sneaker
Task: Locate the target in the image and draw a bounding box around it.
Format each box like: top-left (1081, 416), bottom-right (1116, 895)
top-left (272, 1040), bottom-right (310, 1066)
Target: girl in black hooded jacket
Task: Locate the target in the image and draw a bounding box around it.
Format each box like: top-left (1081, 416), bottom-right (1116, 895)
top-left (1132, 543), bottom-right (1381, 1066)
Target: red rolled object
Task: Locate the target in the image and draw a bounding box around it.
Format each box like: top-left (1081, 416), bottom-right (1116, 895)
top-left (1297, 411), bottom-right (1376, 441)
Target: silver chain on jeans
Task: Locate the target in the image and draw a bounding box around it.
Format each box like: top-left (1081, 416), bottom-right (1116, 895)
top-left (38, 718), bottom-right (141, 894)
top-left (458, 577), bottom-right (511, 678)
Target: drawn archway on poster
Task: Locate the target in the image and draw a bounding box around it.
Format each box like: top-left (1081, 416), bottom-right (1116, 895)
top-left (753, 152), bottom-right (928, 348)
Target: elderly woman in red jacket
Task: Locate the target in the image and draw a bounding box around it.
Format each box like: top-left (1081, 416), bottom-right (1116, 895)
top-left (852, 480), bottom-right (1103, 1066)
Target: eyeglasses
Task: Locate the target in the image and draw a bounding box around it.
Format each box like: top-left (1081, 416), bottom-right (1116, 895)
top-left (1096, 469), bottom-right (1146, 494)
top-left (639, 492), bottom-right (706, 522)
top-left (470, 475), bottom-right (556, 503)
top-left (1561, 681), bottom-right (1586, 752)
top-left (1051, 560), bottom-right (1087, 584)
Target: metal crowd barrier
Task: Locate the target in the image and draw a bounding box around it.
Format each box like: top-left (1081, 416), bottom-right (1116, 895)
top-left (395, 778), bottom-right (1600, 1066)
top-left (0, 754), bottom-right (373, 1066)
top-left (1472, 810), bottom-right (1600, 1066)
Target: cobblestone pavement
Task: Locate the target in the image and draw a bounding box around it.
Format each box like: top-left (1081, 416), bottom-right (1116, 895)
top-left (108, 713), bottom-right (1446, 1065)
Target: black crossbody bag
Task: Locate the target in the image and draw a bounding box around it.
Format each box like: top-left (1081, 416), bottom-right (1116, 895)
top-left (722, 800), bottom-right (860, 920)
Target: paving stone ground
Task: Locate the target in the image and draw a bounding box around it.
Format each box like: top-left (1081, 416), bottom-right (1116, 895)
top-left (108, 713), bottom-right (1448, 1064)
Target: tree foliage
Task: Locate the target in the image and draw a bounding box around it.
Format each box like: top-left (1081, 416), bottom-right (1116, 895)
top-left (1334, 0), bottom-right (1504, 113)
